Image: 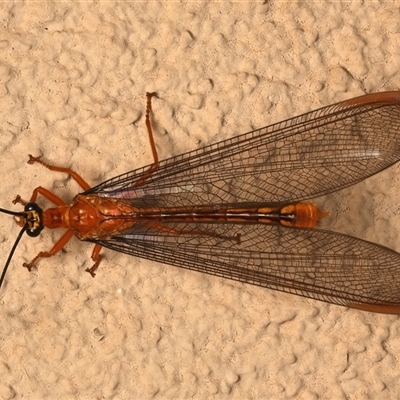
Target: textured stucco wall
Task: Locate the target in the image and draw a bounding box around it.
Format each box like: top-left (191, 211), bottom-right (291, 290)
top-left (1, 2), bottom-right (400, 399)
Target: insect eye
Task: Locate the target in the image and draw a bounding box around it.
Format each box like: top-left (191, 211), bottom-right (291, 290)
top-left (24, 202), bottom-right (44, 237)
top-left (26, 227), bottom-right (42, 237)
top-left (24, 202), bottom-right (41, 212)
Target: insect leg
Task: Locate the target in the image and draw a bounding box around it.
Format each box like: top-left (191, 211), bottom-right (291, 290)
top-left (85, 244), bottom-right (102, 277)
top-left (132, 92), bottom-right (160, 186)
top-left (23, 229), bottom-right (75, 271)
top-left (27, 154), bottom-right (91, 191)
top-left (13, 187), bottom-right (67, 207)
top-left (145, 92), bottom-right (159, 167)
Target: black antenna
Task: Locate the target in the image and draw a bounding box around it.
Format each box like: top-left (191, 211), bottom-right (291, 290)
top-left (0, 207), bottom-right (29, 289)
top-left (0, 224), bottom-right (28, 288)
top-left (0, 207), bottom-right (26, 218)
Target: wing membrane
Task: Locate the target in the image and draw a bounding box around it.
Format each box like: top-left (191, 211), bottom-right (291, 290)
top-left (85, 92), bottom-right (400, 207)
top-left (89, 222), bottom-right (400, 308)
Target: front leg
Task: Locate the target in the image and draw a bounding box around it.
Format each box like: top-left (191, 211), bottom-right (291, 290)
top-left (23, 229), bottom-right (75, 271)
top-left (27, 154), bottom-right (91, 191)
top-left (13, 186), bottom-right (66, 207)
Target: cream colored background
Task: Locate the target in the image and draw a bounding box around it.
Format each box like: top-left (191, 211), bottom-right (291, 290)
top-left (1, 2), bottom-right (400, 399)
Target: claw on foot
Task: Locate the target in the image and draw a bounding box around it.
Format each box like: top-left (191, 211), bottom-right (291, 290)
top-left (27, 154), bottom-right (42, 165)
top-left (12, 195), bottom-right (23, 205)
top-left (23, 262), bottom-right (34, 272)
top-left (85, 267), bottom-right (96, 278)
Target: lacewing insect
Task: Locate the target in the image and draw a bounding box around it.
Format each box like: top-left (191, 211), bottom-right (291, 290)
top-left (1, 92), bottom-right (400, 314)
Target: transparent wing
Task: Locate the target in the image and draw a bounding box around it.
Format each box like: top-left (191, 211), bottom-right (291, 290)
top-left (85, 92), bottom-right (400, 207)
top-left (84, 92), bottom-right (400, 312)
top-left (89, 222), bottom-right (400, 309)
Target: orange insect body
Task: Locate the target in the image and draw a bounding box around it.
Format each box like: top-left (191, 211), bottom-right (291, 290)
top-left (278, 202), bottom-right (327, 228)
top-left (44, 196), bottom-right (137, 239)
top-left (2, 91), bottom-right (400, 315)
top-left (44, 196), bottom-right (324, 238)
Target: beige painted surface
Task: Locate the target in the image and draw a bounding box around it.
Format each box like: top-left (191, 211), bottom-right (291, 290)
top-left (1, 2), bottom-right (400, 399)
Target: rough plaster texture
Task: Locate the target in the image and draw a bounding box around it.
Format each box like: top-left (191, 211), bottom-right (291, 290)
top-left (1, 2), bottom-right (400, 399)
